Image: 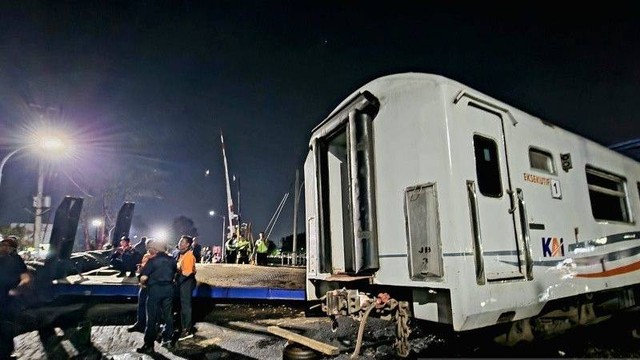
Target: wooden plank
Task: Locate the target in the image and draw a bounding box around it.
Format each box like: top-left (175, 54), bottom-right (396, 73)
top-left (228, 321), bottom-right (270, 334)
top-left (267, 325), bottom-right (340, 356)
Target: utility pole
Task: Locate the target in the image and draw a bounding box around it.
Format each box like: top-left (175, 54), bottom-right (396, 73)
top-left (222, 215), bottom-right (226, 260)
top-left (30, 102), bottom-right (60, 253)
top-left (33, 161), bottom-right (44, 252)
top-left (221, 131), bottom-right (237, 237)
top-left (292, 169), bottom-right (299, 265)
top-left (236, 175), bottom-right (241, 218)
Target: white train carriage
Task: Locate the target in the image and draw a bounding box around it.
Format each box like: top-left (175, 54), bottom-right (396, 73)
top-left (304, 73), bottom-right (640, 347)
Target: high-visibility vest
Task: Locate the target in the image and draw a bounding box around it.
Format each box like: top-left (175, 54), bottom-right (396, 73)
top-left (255, 239), bottom-right (268, 253)
top-left (225, 238), bottom-right (237, 251)
top-left (236, 236), bottom-right (250, 251)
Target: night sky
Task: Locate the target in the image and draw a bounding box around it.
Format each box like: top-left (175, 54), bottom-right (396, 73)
top-left (0, 2), bottom-right (638, 247)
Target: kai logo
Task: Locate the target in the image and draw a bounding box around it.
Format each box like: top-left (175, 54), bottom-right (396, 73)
top-left (542, 237), bottom-right (565, 257)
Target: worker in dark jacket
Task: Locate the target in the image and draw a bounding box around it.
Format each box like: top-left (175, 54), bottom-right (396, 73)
top-left (136, 240), bottom-right (177, 354)
top-left (110, 236), bottom-right (137, 277)
top-left (192, 237), bottom-right (202, 263)
top-left (0, 236), bottom-right (31, 359)
top-left (127, 238), bottom-right (156, 333)
top-left (131, 236), bottom-right (148, 266)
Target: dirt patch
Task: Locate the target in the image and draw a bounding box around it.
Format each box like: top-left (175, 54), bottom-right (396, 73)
top-left (195, 264), bottom-right (306, 289)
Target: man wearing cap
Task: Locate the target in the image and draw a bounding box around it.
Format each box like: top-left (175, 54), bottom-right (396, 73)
top-left (0, 236), bottom-right (31, 359)
top-left (110, 236), bottom-right (137, 277)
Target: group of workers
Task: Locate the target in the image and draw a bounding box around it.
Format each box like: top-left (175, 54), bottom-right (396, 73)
top-left (110, 234), bottom-right (198, 354)
top-left (199, 246), bottom-right (221, 263)
top-left (224, 231), bottom-right (272, 265)
top-left (0, 229), bottom-right (273, 357)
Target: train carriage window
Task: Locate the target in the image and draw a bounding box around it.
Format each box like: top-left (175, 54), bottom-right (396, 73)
top-left (473, 135), bottom-right (502, 197)
top-left (529, 148), bottom-right (556, 174)
top-left (586, 166), bottom-right (630, 223)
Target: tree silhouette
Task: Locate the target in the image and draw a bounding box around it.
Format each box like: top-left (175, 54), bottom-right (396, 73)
top-left (171, 215), bottom-right (198, 241)
top-left (77, 162), bottom-right (168, 250)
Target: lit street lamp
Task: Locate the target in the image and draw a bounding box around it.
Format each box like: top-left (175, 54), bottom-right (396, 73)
top-left (209, 210), bottom-right (226, 260)
top-left (0, 133), bottom-right (69, 252)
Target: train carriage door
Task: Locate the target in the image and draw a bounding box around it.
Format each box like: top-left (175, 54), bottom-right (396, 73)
top-left (464, 103), bottom-right (523, 281)
top-left (313, 91), bottom-right (381, 275)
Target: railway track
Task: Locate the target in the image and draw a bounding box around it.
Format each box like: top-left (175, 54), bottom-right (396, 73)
top-left (10, 297), bottom-right (640, 359)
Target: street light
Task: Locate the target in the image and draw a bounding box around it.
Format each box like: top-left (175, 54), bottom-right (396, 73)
top-left (209, 210), bottom-right (226, 261)
top-left (0, 146), bottom-right (29, 189)
top-left (0, 134), bottom-right (69, 252)
top-left (33, 136), bottom-right (68, 252)
top-left (92, 218), bottom-right (102, 245)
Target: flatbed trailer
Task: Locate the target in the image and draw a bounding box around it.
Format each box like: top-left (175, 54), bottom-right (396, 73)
top-left (53, 263), bottom-right (306, 301)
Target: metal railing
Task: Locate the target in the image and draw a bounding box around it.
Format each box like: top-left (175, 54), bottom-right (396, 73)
top-left (272, 252), bottom-right (306, 267)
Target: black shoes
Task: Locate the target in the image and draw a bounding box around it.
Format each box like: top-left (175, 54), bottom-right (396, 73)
top-left (128, 272), bottom-right (137, 277)
top-left (136, 344), bottom-right (155, 354)
top-left (127, 324), bottom-right (145, 333)
top-left (116, 271), bottom-right (126, 277)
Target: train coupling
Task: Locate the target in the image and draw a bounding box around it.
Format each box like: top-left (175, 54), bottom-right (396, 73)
top-left (322, 289), bottom-right (403, 320)
top-left (323, 289), bottom-right (412, 357)
top-left (323, 288), bottom-right (369, 318)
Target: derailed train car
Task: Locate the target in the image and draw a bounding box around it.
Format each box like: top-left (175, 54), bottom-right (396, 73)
top-left (304, 73), bottom-right (640, 354)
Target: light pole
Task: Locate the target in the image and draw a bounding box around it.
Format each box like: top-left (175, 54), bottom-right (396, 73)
top-left (0, 146), bottom-right (29, 189)
top-left (33, 136), bottom-right (66, 252)
top-left (0, 134), bottom-right (68, 252)
top-left (0, 146), bottom-right (47, 251)
top-left (33, 160), bottom-right (45, 252)
top-left (209, 210), bottom-right (226, 261)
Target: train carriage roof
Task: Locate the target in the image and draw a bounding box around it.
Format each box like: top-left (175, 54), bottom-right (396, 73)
top-left (315, 73), bottom-right (640, 164)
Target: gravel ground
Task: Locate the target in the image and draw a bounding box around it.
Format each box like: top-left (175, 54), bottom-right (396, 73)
top-left (10, 298), bottom-right (640, 359)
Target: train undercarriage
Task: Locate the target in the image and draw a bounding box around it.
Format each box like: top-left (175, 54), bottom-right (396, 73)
top-left (314, 281), bottom-right (640, 357)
